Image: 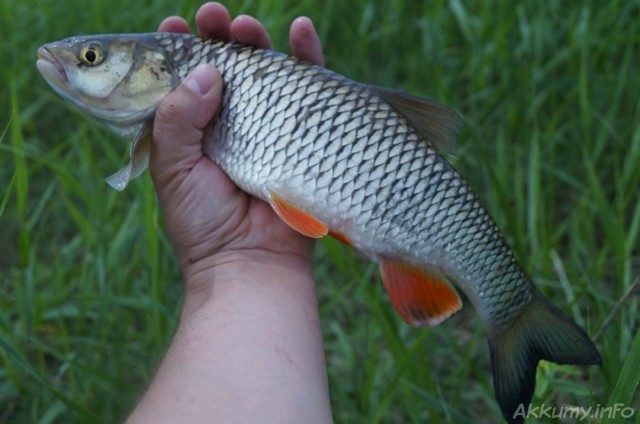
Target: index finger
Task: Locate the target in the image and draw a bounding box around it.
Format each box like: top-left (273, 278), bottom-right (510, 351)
top-left (158, 16), bottom-right (191, 33)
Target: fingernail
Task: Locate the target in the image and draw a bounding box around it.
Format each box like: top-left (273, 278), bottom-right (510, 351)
top-left (184, 64), bottom-right (215, 95)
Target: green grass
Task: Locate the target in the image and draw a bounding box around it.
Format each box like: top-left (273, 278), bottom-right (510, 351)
top-left (1, 0), bottom-right (639, 422)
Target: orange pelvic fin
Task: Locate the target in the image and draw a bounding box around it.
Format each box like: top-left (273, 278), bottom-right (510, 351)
top-left (379, 259), bottom-right (462, 327)
top-left (328, 230), bottom-right (352, 247)
top-left (267, 190), bottom-right (328, 238)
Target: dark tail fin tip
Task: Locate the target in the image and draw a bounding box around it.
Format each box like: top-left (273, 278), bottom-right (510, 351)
top-left (489, 292), bottom-right (601, 423)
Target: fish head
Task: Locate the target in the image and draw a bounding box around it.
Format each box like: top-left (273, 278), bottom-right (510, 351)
top-left (36, 34), bottom-right (177, 137)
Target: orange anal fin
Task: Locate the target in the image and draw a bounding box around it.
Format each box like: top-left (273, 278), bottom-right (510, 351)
top-left (267, 191), bottom-right (328, 238)
top-left (328, 230), bottom-right (352, 247)
top-left (379, 260), bottom-right (462, 327)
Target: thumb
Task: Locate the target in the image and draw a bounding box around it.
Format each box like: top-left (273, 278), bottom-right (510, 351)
top-left (150, 64), bottom-right (222, 186)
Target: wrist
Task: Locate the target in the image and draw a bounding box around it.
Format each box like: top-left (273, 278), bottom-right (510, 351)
top-left (132, 246), bottom-right (330, 424)
top-left (180, 249), bottom-right (316, 312)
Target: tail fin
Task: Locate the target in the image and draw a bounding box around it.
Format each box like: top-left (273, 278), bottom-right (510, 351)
top-left (488, 291), bottom-right (601, 424)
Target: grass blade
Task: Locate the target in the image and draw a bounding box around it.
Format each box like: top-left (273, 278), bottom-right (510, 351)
top-left (601, 326), bottom-right (640, 424)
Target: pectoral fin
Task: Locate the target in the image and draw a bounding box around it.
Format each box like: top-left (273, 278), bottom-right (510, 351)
top-left (267, 191), bottom-right (328, 238)
top-left (105, 120), bottom-right (153, 191)
top-left (379, 259), bottom-right (462, 326)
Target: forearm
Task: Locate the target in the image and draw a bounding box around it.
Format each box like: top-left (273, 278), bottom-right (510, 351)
top-left (126, 254), bottom-right (332, 424)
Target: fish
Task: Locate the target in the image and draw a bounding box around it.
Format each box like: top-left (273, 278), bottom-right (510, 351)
top-left (36, 32), bottom-right (601, 423)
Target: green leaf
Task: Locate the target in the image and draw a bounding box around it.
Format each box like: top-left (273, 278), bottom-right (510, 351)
top-left (601, 329), bottom-right (640, 424)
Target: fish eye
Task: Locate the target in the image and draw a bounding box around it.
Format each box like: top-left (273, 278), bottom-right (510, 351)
top-left (79, 44), bottom-right (105, 66)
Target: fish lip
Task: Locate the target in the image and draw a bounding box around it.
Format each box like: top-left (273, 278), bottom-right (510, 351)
top-left (36, 46), bottom-right (68, 84)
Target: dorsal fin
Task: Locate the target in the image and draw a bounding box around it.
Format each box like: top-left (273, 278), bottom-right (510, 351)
top-left (376, 87), bottom-right (463, 156)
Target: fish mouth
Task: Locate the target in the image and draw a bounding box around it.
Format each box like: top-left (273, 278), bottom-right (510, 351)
top-left (36, 46), bottom-right (68, 86)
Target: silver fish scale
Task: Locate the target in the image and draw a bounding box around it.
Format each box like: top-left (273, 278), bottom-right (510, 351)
top-left (157, 34), bottom-right (533, 327)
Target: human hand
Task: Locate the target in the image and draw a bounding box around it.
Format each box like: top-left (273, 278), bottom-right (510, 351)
top-left (127, 8), bottom-right (332, 422)
top-left (150, 2), bottom-right (324, 290)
